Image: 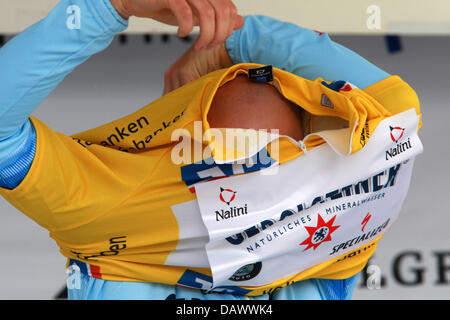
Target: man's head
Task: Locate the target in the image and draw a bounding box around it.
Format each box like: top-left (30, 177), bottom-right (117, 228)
top-left (207, 74), bottom-right (304, 141)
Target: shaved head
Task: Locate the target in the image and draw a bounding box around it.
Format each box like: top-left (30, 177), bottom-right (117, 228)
top-left (207, 75), bottom-right (304, 140)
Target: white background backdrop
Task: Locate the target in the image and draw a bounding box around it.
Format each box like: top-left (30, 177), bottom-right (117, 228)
top-left (0, 22), bottom-right (449, 300)
top-left (2, 0), bottom-right (450, 34)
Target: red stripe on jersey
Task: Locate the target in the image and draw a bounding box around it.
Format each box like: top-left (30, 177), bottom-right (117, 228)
top-left (90, 265), bottom-right (102, 279)
top-left (339, 84), bottom-right (353, 92)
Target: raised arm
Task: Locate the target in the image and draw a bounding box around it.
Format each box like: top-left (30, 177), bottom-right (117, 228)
top-left (0, 0), bottom-right (243, 189)
top-left (0, 0), bottom-right (128, 141)
top-left (0, 0), bottom-right (128, 189)
top-left (164, 15), bottom-right (391, 93)
top-left (225, 15), bottom-right (390, 89)
top-left (224, 16), bottom-right (421, 126)
top-left (0, 0), bottom-right (243, 141)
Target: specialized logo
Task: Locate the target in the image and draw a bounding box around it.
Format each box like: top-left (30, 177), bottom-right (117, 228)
top-left (229, 262), bottom-right (262, 282)
top-left (225, 163), bottom-right (401, 246)
top-left (361, 212), bottom-right (372, 232)
top-left (300, 214), bottom-right (340, 251)
top-left (330, 218), bottom-right (390, 256)
top-left (389, 126), bottom-right (405, 143)
top-left (219, 187), bottom-right (237, 205)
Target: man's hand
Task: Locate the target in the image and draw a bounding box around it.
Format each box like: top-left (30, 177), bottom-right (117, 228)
top-left (163, 42), bottom-right (234, 94)
top-left (110, 0), bottom-right (244, 50)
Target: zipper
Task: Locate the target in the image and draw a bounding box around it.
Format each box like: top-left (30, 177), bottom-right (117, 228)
top-left (296, 139), bottom-right (307, 153)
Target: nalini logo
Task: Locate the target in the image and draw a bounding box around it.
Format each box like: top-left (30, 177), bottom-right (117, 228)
top-left (389, 126), bottom-right (405, 143)
top-left (300, 214), bottom-right (340, 251)
top-left (219, 187), bottom-right (236, 205)
top-left (386, 125), bottom-right (412, 161)
top-left (215, 188), bottom-right (248, 222)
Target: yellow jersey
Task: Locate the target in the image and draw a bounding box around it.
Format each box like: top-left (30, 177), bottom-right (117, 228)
top-left (0, 63), bottom-right (421, 296)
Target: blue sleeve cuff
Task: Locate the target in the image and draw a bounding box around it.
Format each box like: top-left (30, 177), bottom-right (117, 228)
top-left (0, 120), bottom-right (36, 190)
top-left (90, 0), bottom-right (129, 34)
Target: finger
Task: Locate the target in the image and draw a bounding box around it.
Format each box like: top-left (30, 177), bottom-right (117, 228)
top-left (167, 0), bottom-right (195, 37)
top-left (227, 2), bottom-right (242, 34)
top-left (188, 0), bottom-right (216, 50)
top-left (225, 1), bottom-right (237, 40)
top-left (208, 0), bottom-right (232, 46)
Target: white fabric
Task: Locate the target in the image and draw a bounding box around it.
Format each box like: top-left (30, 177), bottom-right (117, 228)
top-left (193, 108), bottom-right (422, 288)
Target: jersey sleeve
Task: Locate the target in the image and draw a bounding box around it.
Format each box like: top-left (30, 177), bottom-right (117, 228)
top-left (0, 118), bottom-right (148, 233)
top-left (364, 75), bottom-right (422, 129)
top-left (225, 16), bottom-right (421, 130)
top-left (0, 0), bottom-right (128, 189)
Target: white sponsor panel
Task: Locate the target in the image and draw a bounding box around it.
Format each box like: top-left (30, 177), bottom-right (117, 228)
top-left (166, 199), bottom-right (210, 268)
top-left (194, 108), bottom-right (423, 288)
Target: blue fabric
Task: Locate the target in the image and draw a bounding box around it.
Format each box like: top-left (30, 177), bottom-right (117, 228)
top-left (67, 259), bottom-right (360, 300)
top-left (226, 15), bottom-right (390, 90)
top-left (0, 7), bottom-right (369, 300)
top-left (68, 273), bottom-right (269, 300)
top-left (270, 274), bottom-right (360, 300)
top-left (0, 0), bottom-right (128, 189)
top-left (316, 275), bottom-right (361, 300)
top-left (68, 260), bottom-right (358, 300)
top-left (0, 123), bottom-right (36, 189)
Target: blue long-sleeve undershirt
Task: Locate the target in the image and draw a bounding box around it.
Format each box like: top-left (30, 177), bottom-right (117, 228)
top-left (226, 15), bottom-right (389, 88)
top-left (0, 0), bottom-right (128, 188)
top-left (0, 9), bottom-right (389, 190)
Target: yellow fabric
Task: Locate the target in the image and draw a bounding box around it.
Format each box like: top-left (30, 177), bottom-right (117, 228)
top-left (0, 64), bottom-right (421, 296)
